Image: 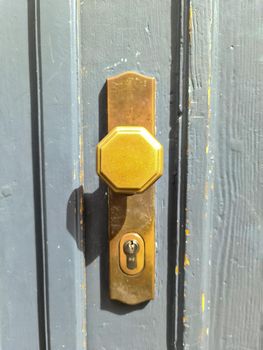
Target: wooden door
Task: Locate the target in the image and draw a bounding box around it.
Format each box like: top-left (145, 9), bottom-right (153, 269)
top-left (1, 0), bottom-right (262, 349)
top-left (81, 1), bottom-right (186, 348)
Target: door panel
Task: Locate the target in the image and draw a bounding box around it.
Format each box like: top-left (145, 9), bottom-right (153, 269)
top-left (39, 1), bottom-right (86, 349)
top-left (3, 0), bottom-right (262, 349)
top-left (0, 2), bottom-right (40, 349)
top-left (185, 0), bottom-right (263, 349)
top-left (81, 1), bottom-right (184, 348)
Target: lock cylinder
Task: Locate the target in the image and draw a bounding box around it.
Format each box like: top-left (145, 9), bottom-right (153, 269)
top-left (119, 233), bottom-right (145, 276)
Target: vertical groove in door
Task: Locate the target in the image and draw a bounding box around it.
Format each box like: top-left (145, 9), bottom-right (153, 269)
top-left (176, 0), bottom-right (190, 348)
top-left (27, 0), bottom-right (50, 349)
top-left (167, 0), bottom-right (190, 349)
top-left (167, 0), bottom-right (182, 348)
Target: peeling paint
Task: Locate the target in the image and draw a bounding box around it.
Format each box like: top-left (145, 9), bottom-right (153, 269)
top-left (184, 255), bottom-right (190, 267)
top-left (204, 181), bottom-right (209, 200)
top-left (185, 228), bottom-right (190, 236)
top-left (1, 185), bottom-right (12, 198)
top-left (189, 3), bottom-right (193, 40)
top-left (79, 133), bottom-right (84, 184)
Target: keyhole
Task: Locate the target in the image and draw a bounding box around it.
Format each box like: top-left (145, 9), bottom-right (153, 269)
top-left (123, 240), bottom-right (140, 270)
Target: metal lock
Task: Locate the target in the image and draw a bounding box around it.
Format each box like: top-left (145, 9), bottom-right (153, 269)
top-left (123, 240), bottom-right (139, 270)
top-left (96, 71), bottom-right (163, 305)
top-left (119, 233), bottom-right (145, 275)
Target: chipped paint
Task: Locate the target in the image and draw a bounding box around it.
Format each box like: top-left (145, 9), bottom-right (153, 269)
top-left (184, 255), bottom-right (190, 267)
top-left (79, 133), bottom-right (84, 185)
top-left (1, 185), bottom-right (13, 198)
top-left (199, 327), bottom-right (209, 342)
top-left (204, 181), bottom-right (209, 200)
top-left (207, 77), bottom-right (211, 120)
top-left (185, 228), bottom-right (190, 236)
top-left (103, 58), bottom-right (128, 71)
top-left (189, 2), bottom-right (193, 40)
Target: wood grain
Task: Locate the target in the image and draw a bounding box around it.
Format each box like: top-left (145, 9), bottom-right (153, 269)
top-left (185, 0), bottom-right (263, 349)
top-left (39, 0), bottom-right (86, 349)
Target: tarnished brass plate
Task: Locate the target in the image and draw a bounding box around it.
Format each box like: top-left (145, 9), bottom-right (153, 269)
top-left (107, 71), bottom-right (157, 305)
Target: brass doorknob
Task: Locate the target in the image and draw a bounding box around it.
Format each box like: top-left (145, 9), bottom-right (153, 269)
top-left (97, 126), bottom-right (163, 194)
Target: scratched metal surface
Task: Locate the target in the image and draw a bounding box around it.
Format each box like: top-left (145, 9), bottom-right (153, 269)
top-left (185, 0), bottom-right (263, 349)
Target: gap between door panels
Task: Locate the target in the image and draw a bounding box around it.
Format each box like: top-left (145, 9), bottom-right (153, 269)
top-left (27, 0), bottom-right (50, 349)
top-left (167, 0), bottom-right (190, 349)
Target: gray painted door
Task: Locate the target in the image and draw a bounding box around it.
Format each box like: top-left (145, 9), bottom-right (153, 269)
top-left (81, 0), bottom-right (187, 349)
top-left (185, 1), bottom-right (263, 349)
top-left (1, 0), bottom-right (262, 349)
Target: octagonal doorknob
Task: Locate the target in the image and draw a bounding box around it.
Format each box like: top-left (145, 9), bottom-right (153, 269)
top-left (97, 126), bottom-right (163, 194)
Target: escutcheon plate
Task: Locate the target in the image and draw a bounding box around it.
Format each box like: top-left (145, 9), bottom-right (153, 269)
top-left (105, 71), bottom-right (159, 304)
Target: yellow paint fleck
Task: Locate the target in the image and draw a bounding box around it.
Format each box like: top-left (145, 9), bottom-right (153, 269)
top-left (202, 292), bottom-right (205, 313)
top-left (205, 145), bottom-right (209, 154)
top-left (175, 265), bottom-right (179, 275)
top-left (185, 228), bottom-right (190, 236)
top-left (184, 255), bottom-right (190, 267)
top-left (206, 327), bottom-right (209, 336)
top-left (189, 3), bottom-right (193, 37)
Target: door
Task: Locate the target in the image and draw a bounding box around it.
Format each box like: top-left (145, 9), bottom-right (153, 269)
top-left (1, 0), bottom-right (262, 349)
top-left (81, 1), bottom-right (186, 349)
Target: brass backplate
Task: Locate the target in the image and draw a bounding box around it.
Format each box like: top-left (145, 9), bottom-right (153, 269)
top-left (107, 71), bottom-right (156, 304)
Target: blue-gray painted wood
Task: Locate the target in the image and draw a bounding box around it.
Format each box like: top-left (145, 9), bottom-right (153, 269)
top-left (1, 0), bottom-right (86, 349)
top-left (185, 0), bottom-right (263, 349)
top-left (3, 0), bottom-right (261, 349)
top-left (0, 1), bottom-right (40, 349)
top-left (39, 0), bottom-right (86, 349)
top-left (81, 1), bottom-right (184, 349)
